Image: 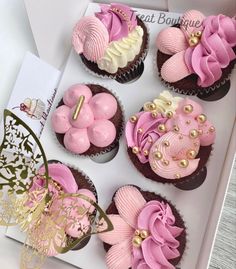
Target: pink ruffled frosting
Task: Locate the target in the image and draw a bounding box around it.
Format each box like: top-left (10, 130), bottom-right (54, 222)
top-left (98, 186), bottom-right (184, 269)
top-left (28, 163), bottom-right (96, 256)
top-left (125, 112), bottom-right (168, 163)
top-left (125, 93), bottom-right (216, 179)
top-left (51, 84), bottom-right (117, 154)
top-left (157, 10), bottom-right (236, 87)
top-left (72, 16), bottom-right (109, 62)
top-left (95, 3), bottom-right (137, 42)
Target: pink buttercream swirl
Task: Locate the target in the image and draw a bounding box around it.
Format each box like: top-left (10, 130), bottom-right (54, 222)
top-left (125, 112), bottom-right (168, 163)
top-left (132, 201), bottom-right (183, 269)
top-left (95, 3), bottom-right (137, 41)
top-left (185, 15), bottom-right (236, 87)
top-left (98, 186), bottom-right (184, 269)
top-left (157, 10), bottom-right (236, 87)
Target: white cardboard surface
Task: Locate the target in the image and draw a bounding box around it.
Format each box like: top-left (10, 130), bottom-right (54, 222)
top-left (4, 52), bottom-right (60, 139)
top-left (7, 2), bottom-right (236, 269)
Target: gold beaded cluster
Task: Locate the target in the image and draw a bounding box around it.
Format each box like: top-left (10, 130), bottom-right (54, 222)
top-left (111, 8), bottom-right (133, 31)
top-left (132, 229), bottom-right (149, 247)
top-left (188, 31), bottom-right (202, 47)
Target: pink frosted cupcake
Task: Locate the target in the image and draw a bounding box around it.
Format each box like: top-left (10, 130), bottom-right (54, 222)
top-left (156, 10), bottom-right (236, 101)
top-left (72, 3), bottom-right (149, 83)
top-left (27, 161), bottom-right (97, 254)
top-left (125, 91), bottom-right (216, 190)
top-left (51, 84), bottom-right (124, 156)
top-left (99, 185), bottom-right (186, 269)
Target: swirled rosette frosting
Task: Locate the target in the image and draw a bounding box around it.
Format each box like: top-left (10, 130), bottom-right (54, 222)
top-left (125, 91), bottom-right (216, 179)
top-left (99, 186), bottom-right (185, 269)
top-left (156, 10), bottom-right (236, 87)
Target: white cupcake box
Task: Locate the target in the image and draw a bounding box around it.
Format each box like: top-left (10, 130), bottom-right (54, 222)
top-left (5, 1), bottom-right (236, 269)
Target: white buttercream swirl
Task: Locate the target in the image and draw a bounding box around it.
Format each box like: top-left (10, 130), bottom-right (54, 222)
top-left (97, 26), bottom-right (144, 74)
top-left (144, 91), bottom-right (183, 116)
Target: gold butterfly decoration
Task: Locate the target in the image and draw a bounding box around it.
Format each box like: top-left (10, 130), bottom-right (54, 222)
top-left (0, 109), bottom-right (113, 269)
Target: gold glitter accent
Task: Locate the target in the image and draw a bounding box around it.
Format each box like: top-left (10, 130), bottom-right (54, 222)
top-left (73, 95), bottom-right (85, 120)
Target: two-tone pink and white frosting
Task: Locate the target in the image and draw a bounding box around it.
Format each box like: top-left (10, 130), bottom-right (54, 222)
top-left (28, 163), bottom-right (96, 256)
top-left (156, 10), bottom-right (236, 87)
top-left (125, 91), bottom-right (216, 179)
top-left (99, 185), bottom-right (184, 269)
top-left (51, 84), bottom-right (118, 154)
top-left (72, 3), bottom-right (144, 74)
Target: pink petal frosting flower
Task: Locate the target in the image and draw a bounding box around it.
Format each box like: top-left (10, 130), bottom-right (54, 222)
top-left (51, 84), bottom-right (118, 154)
top-left (157, 10), bottom-right (236, 87)
top-left (95, 3), bottom-right (137, 42)
top-left (99, 186), bottom-right (184, 269)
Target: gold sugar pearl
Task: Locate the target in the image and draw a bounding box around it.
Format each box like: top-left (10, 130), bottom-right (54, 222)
top-left (162, 159), bottom-right (169, 166)
top-left (186, 120), bottom-right (191, 125)
top-left (197, 114), bottom-right (207, 123)
top-left (166, 101), bottom-right (172, 106)
top-left (154, 151), bottom-right (162, 160)
top-left (157, 124), bottom-right (166, 133)
top-left (175, 173), bottom-right (181, 179)
top-left (135, 229), bottom-right (141, 236)
top-left (166, 111), bottom-right (173, 118)
top-left (163, 140), bottom-right (170, 147)
top-left (198, 129), bottom-right (203, 135)
top-left (195, 31), bottom-right (202, 37)
top-left (130, 115), bottom-right (137, 123)
top-left (143, 150), bottom-right (149, 156)
top-left (148, 137), bottom-right (153, 143)
top-left (149, 103), bottom-right (156, 110)
top-left (137, 128), bottom-right (143, 134)
top-left (132, 146), bottom-right (139, 154)
top-left (189, 36), bottom-right (200, 46)
top-left (140, 230), bottom-right (149, 239)
top-left (173, 125), bottom-right (180, 132)
top-left (189, 129), bottom-right (199, 139)
top-left (209, 126), bottom-right (215, 133)
top-left (151, 112), bottom-right (158, 118)
top-left (132, 236), bottom-right (142, 248)
top-left (183, 104), bottom-right (193, 114)
top-left (187, 149), bottom-right (197, 159)
top-left (178, 159), bottom-right (189, 168)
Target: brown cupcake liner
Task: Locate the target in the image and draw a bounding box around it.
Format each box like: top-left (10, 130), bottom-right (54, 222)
top-left (47, 159), bottom-right (98, 251)
top-left (78, 18), bottom-right (150, 84)
top-left (127, 144), bottom-right (213, 190)
top-left (52, 83), bottom-right (125, 158)
top-left (104, 185), bottom-right (187, 268)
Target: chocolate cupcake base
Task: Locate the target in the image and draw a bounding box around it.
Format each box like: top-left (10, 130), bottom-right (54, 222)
top-left (156, 25), bottom-right (236, 101)
top-left (48, 160), bottom-right (98, 251)
top-left (55, 84), bottom-right (124, 157)
top-left (80, 18), bottom-right (149, 84)
top-left (127, 145), bottom-right (212, 190)
top-left (104, 186), bottom-right (186, 268)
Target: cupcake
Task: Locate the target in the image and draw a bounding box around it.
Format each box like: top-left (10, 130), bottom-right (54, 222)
top-left (125, 91), bottom-right (216, 190)
top-left (156, 10), bottom-right (236, 101)
top-left (51, 84), bottom-right (124, 156)
top-left (99, 185), bottom-right (186, 269)
top-left (72, 3), bottom-right (149, 83)
top-left (27, 161), bottom-right (98, 254)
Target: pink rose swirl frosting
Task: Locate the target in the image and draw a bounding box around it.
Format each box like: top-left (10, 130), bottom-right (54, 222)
top-left (72, 16), bottom-right (109, 62)
top-left (132, 201), bottom-right (184, 269)
top-left (125, 111), bottom-right (168, 163)
top-left (95, 3), bottom-right (137, 41)
top-left (185, 15), bottom-right (236, 87)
